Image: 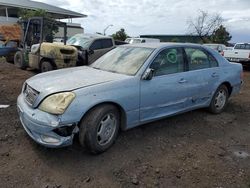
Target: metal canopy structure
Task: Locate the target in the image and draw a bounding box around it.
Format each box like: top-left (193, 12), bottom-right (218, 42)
top-left (0, 0), bottom-right (86, 19)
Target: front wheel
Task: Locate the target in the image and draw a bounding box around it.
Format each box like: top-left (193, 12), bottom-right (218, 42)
top-left (14, 51), bottom-right (26, 69)
top-left (40, 61), bottom-right (53, 72)
top-left (209, 85), bottom-right (229, 114)
top-left (79, 105), bottom-right (120, 154)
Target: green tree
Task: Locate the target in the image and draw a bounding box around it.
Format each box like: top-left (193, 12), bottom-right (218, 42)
top-left (187, 10), bottom-right (222, 43)
top-left (211, 25), bottom-right (232, 45)
top-left (112, 28), bottom-right (129, 41)
top-left (18, 9), bottom-right (59, 42)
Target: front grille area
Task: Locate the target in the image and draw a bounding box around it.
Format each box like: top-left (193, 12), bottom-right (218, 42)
top-left (23, 84), bottom-right (39, 106)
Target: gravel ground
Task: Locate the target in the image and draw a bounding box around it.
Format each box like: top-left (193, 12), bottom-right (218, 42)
top-left (0, 61), bottom-right (250, 188)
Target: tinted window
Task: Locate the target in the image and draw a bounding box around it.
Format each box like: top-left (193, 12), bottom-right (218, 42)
top-left (101, 39), bottom-right (113, 48)
top-left (90, 40), bottom-right (102, 50)
top-left (150, 48), bottom-right (184, 76)
top-left (185, 48), bottom-right (210, 70)
top-left (234, 44), bottom-right (250, 50)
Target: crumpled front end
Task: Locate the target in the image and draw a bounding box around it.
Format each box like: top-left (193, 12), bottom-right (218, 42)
top-left (17, 92), bottom-right (79, 148)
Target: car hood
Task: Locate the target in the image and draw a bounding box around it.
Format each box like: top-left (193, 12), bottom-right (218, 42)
top-left (26, 66), bottom-right (129, 94)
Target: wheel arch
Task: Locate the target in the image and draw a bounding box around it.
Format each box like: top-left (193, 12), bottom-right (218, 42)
top-left (79, 101), bottom-right (127, 131)
top-left (220, 81), bottom-right (233, 96)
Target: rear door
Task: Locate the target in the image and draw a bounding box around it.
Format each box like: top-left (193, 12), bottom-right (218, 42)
top-left (183, 47), bottom-right (220, 107)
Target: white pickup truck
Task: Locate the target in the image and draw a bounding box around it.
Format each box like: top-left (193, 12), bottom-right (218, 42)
top-left (224, 43), bottom-right (250, 67)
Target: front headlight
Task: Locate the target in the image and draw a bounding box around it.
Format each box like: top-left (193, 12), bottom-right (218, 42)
top-left (39, 92), bottom-right (75, 115)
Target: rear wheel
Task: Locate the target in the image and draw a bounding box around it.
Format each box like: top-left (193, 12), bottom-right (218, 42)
top-left (40, 61), bottom-right (53, 72)
top-left (209, 85), bottom-right (229, 114)
top-left (79, 104), bottom-right (120, 154)
top-left (14, 51), bottom-right (26, 69)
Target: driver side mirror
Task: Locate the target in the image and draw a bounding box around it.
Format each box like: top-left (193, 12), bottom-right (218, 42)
top-left (142, 68), bottom-right (154, 80)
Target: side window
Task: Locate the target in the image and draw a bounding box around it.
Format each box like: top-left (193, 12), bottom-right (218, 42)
top-left (90, 40), bottom-right (102, 50)
top-left (234, 44), bottom-right (240, 49)
top-left (100, 39), bottom-right (113, 48)
top-left (150, 48), bottom-right (184, 76)
top-left (208, 54), bottom-right (218, 67)
top-left (185, 48), bottom-right (210, 71)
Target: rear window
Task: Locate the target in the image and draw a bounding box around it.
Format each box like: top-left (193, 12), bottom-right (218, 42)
top-left (234, 44), bottom-right (250, 50)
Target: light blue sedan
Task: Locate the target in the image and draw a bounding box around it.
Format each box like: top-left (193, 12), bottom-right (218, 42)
top-left (17, 43), bottom-right (243, 153)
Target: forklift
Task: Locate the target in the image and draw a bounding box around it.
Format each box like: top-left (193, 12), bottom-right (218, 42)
top-left (14, 17), bottom-right (78, 72)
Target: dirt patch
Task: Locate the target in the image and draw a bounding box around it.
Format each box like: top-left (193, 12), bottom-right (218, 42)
top-left (0, 61), bottom-right (250, 188)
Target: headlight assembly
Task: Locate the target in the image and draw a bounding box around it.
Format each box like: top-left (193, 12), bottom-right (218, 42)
top-left (39, 92), bottom-right (75, 115)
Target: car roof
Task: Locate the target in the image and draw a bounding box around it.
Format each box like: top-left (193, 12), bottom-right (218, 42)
top-left (235, 43), bottom-right (250, 45)
top-left (122, 42), bottom-right (204, 49)
top-left (126, 37), bottom-right (158, 40)
top-left (204, 43), bottom-right (225, 46)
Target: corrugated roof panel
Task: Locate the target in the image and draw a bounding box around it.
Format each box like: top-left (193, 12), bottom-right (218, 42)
top-left (0, 0), bottom-right (86, 19)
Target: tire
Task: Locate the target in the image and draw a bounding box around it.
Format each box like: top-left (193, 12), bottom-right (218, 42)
top-left (14, 51), bottom-right (26, 69)
top-left (40, 61), bottom-right (53, 72)
top-left (79, 104), bottom-right (120, 154)
top-left (209, 85), bottom-right (229, 114)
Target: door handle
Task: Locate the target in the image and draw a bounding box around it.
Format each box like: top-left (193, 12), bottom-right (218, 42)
top-left (178, 78), bottom-right (187, 84)
top-left (211, 72), bottom-right (219, 77)
top-left (235, 52), bottom-right (238, 54)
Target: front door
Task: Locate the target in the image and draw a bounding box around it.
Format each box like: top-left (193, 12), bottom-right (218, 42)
top-left (140, 47), bottom-right (189, 122)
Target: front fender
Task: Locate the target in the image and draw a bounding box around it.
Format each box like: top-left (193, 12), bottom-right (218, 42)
top-left (59, 77), bottom-right (141, 129)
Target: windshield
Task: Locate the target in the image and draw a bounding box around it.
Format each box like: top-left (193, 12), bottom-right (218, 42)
top-left (67, 35), bottom-right (92, 48)
top-left (91, 46), bottom-right (154, 75)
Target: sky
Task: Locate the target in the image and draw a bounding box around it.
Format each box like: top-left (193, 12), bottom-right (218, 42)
top-left (34, 0), bottom-right (250, 42)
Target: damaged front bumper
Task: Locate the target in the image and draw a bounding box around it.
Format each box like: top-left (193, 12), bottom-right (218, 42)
top-left (17, 95), bottom-right (79, 148)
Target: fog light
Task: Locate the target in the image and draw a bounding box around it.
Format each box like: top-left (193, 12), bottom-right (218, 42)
top-left (41, 135), bottom-right (60, 143)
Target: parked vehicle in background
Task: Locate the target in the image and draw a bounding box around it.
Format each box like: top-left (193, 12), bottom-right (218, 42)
top-left (0, 24), bottom-right (21, 62)
top-left (224, 43), bottom-right (250, 68)
top-left (203, 43), bottom-right (226, 56)
top-left (225, 47), bottom-right (233, 50)
top-left (0, 40), bottom-right (18, 62)
top-left (67, 34), bottom-right (115, 65)
top-left (17, 43), bottom-right (243, 154)
top-left (125, 37), bottom-right (160, 44)
top-left (14, 17), bottom-right (78, 72)
top-left (114, 40), bottom-right (128, 45)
